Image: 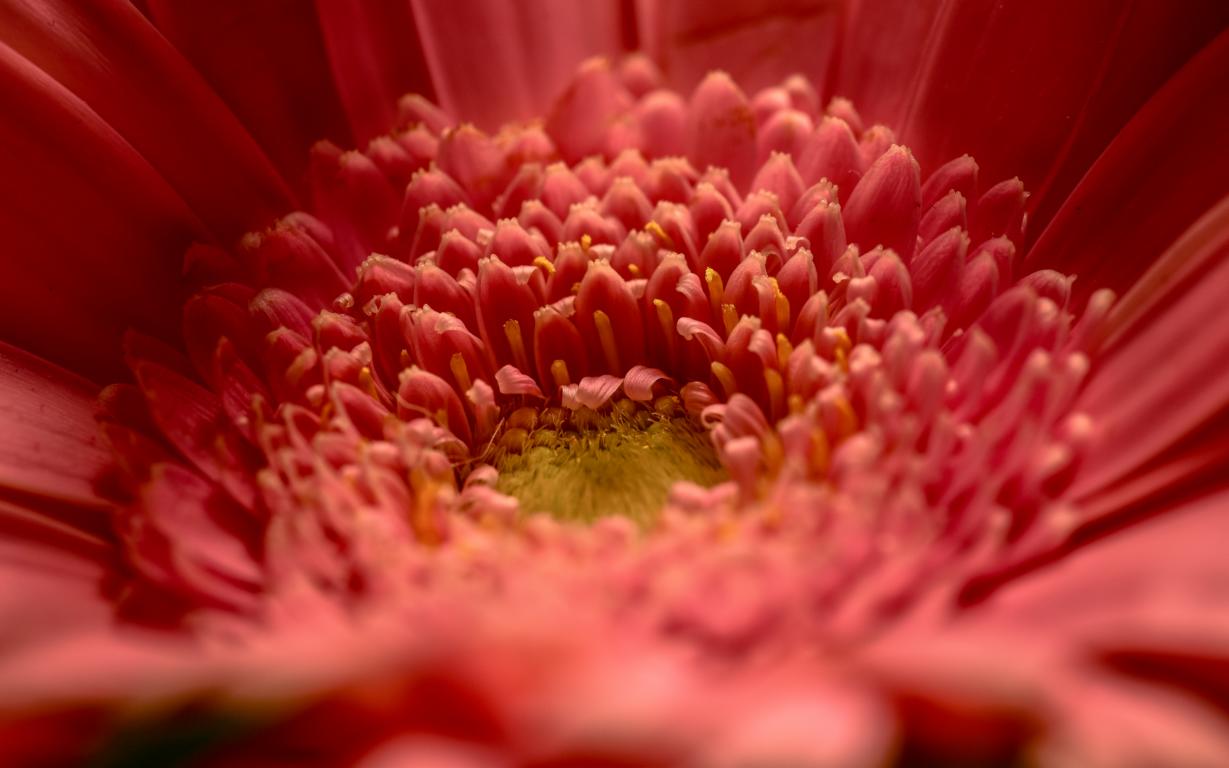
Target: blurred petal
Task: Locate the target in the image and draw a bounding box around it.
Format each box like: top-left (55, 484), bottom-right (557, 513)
top-left (0, 0), bottom-right (294, 239)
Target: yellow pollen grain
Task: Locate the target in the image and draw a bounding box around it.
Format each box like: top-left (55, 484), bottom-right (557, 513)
top-left (593, 309), bottom-right (620, 371)
top-left (449, 352), bottom-right (472, 392)
top-left (627, 263), bottom-right (642, 277)
top-left (645, 220), bottom-right (674, 248)
top-left (721, 303), bottom-right (738, 337)
top-left (653, 299), bottom-right (677, 356)
top-left (550, 358), bottom-right (571, 388)
top-left (533, 255), bottom-right (555, 275)
top-left (710, 361), bottom-right (737, 398)
top-left (580, 233), bottom-right (593, 252)
top-left (503, 318), bottom-right (531, 372)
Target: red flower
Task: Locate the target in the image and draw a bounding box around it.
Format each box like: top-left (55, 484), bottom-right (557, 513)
top-left (2, 2), bottom-right (1228, 765)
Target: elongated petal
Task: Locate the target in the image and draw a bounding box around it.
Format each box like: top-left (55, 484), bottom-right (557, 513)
top-left (410, 0), bottom-right (630, 130)
top-left (835, 0), bottom-right (1229, 222)
top-left (0, 44), bottom-right (197, 377)
top-left (1024, 30), bottom-right (1229, 302)
top-left (145, 0), bottom-right (353, 184)
top-left (313, 0), bottom-right (434, 144)
top-left (637, 0), bottom-right (840, 96)
top-left (1, 0), bottom-right (293, 238)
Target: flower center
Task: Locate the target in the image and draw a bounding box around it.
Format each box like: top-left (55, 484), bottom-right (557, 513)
top-left (485, 397), bottom-right (725, 525)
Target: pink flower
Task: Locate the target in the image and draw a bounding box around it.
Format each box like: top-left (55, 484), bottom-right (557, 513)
top-left (2, 1), bottom-right (1229, 765)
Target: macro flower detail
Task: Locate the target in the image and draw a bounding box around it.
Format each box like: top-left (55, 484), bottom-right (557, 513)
top-left (3, 2), bottom-right (1229, 766)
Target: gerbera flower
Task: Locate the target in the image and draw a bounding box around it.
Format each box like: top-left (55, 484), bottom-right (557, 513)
top-left (2, 1), bottom-right (1228, 765)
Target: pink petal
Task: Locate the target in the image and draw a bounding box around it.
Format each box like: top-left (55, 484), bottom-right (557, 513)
top-left (1069, 197), bottom-right (1229, 506)
top-left (0, 343), bottom-right (111, 511)
top-left (622, 366), bottom-right (673, 402)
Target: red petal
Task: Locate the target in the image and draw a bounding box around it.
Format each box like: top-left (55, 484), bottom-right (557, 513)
top-left (410, 0), bottom-right (631, 131)
top-left (637, 0), bottom-right (840, 96)
top-left (145, 0), bottom-right (352, 185)
top-left (1023, 30), bottom-right (1229, 304)
top-left (1070, 197), bottom-right (1229, 508)
top-left (835, 0), bottom-right (1229, 226)
top-left (2, 0), bottom-right (293, 238)
top-left (314, 0), bottom-right (435, 144)
top-left (0, 45), bottom-right (196, 378)
top-left (0, 344), bottom-right (111, 512)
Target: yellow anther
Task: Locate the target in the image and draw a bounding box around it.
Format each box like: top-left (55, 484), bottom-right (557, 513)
top-left (653, 299), bottom-right (677, 356)
top-left (359, 366), bottom-right (380, 398)
top-left (580, 233), bottom-right (593, 252)
top-left (400, 349), bottom-right (412, 368)
top-left (775, 289), bottom-right (791, 331)
top-left (533, 255), bottom-right (556, 275)
top-left (503, 319), bottom-right (531, 372)
top-left (776, 333), bottom-right (794, 370)
top-left (810, 428), bottom-right (831, 476)
top-left (831, 395), bottom-right (858, 440)
top-left (449, 352), bottom-right (472, 393)
top-left (764, 368), bottom-right (785, 419)
top-left (593, 309), bottom-right (620, 372)
top-left (761, 432), bottom-right (785, 476)
top-left (645, 220), bottom-right (674, 248)
top-left (704, 268), bottom-right (725, 319)
top-left (721, 303), bottom-right (739, 337)
top-left (627, 263), bottom-right (642, 278)
top-left (550, 358), bottom-right (571, 388)
top-left (710, 361), bottom-right (737, 398)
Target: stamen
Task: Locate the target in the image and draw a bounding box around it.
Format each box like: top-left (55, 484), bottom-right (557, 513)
top-left (653, 299), bottom-right (677, 357)
top-left (550, 358), bottom-right (571, 388)
top-left (449, 352), bottom-right (472, 392)
top-left (593, 309), bottom-right (621, 371)
top-left (710, 361), bottom-right (738, 398)
top-left (503, 318), bottom-right (531, 372)
top-left (705, 267), bottom-right (725, 319)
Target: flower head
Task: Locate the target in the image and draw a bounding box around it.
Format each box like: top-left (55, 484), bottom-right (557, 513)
top-left (2, 2), bottom-right (1229, 766)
